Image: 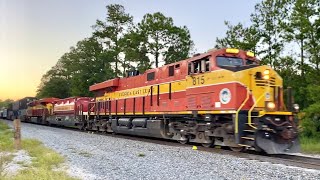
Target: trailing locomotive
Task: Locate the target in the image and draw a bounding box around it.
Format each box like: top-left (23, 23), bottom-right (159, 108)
top-left (80, 48), bottom-right (300, 154)
top-left (25, 97), bottom-right (90, 127)
top-left (46, 97), bottom-right (91, 127)
top-left (26, 98), bottom-right (59, 124)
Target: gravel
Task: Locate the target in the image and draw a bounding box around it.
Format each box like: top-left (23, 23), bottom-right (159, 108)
top-left (1, 150), bottom-right (32, 176)
top-left (2, 120), bottom-right (320, 180)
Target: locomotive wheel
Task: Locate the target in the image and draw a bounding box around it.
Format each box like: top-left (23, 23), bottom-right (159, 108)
top-left (77, 123), bottom-right (84, 130)
top-left (178, 139), bottom-right (188, 144)
top-left (202, 142), bottom-right (215, 148)
top-left (230, 146), bottom-right (244, 152)
top-left (201, 137), bottom-right (214, 148)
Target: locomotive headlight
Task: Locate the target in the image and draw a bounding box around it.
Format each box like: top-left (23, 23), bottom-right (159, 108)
top-left (263, 75), bottom-right (270, 80)
top-left (293, 104), bottom-right (300, 111)
top-left (263, 69), bottom-right (270, 79)
top-left (267, 102), bottom-right (275, 109)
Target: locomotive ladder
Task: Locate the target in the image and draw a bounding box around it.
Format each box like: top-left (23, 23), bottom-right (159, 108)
top-left (235, 88), bottom-right (261, 147)
top-left (236, 82), bottom-right (281, 148)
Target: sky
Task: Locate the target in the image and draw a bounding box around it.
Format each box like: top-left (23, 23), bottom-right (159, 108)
top-left (0, 0), bottom-right (260, 100)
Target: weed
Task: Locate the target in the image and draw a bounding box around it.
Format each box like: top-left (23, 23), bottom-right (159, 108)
top-left (78, 151), bottom-right (93, 158)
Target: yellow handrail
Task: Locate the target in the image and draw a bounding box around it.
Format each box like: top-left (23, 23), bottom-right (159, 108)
top-left (248, 93), bottom-right (265, 129)
top-left (235, 88), bottom-right (250, 134)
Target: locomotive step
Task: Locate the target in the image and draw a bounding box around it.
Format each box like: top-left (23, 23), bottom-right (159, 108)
top-left (243, 129), bottom-right (255, 133)
top-left (245, 123), bottom-right (257, 125)
top-left (241, 136), bottom-right (255, 140)
top-left (238, 144), bottom-right (251, 147)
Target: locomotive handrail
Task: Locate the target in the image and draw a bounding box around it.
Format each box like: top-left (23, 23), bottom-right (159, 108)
top-left (235, 88), bottom-right (250, 134)
top-left (248, 93), bottom-right (265, 130)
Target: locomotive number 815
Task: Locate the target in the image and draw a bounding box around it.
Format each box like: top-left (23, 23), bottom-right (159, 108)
top-left (79, 48), bottom-right (300, 154)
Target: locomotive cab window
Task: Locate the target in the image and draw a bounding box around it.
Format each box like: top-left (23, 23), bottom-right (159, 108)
top-left (216, 57), bottom-right (243, 67)
top-left (169, 66), bottom-right (174, 77)
top-left (147, 72), bottom-right (155, 81)
top-left (245, 59), bottom-right (258, 65)
top-left (169, 64), bottom-right (180, 77)
top-left (188, 57), bottom-right (210, 74)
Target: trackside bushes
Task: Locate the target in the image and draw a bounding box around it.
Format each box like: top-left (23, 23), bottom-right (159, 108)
top-left (300, 103), bottom-right (320, 153)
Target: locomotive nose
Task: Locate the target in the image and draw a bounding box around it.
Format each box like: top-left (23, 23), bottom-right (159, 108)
top-left (247, 65), bottom-right (285, 112)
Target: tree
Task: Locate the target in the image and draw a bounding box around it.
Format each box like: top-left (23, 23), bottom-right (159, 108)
top-left (60, 37), bottom-right (112, 96)
top-left (36, 58), bottom-right (71, 99)
top-left (0, 99), bottom-right (14, 108)
top-left (215, 21), bottom-right (260, 53)
top-left (36, 77), bottom-right (70, 99)
top-left (120, 28), bottom-right (151, 73)
top-left (72, 38), bottom-right (110, 96)
top-left (250, 0), bottom-right (291, 69)
top-left (163, 26), bottom-right (194, 64)
top-left (283, 0), bottom-right (319, 77)
top-left (93, 4), bottom-right (133, 77)
top-left (138, 12), bottom-right (193, 67)
top-left (37, 37), bottom-right (112, 98)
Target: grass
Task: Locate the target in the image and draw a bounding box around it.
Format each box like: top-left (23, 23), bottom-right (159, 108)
top-left (137, 153), bottom-right (145, 157)
top-left (0, 121), bottom-right (77, 180)
top-left (0, 122), bottom-right (14, 152)
top-left (300, 136), bottom-right (320, 154)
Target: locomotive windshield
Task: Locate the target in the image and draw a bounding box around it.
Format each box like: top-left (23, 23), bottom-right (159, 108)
top-left (217, 57), bottom-right (243, 66)
top-left (216, 57), bottom-right (257, 67)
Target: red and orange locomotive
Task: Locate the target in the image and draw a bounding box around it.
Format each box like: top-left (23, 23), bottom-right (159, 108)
top-left (79, 48), bottom-right (300, 154)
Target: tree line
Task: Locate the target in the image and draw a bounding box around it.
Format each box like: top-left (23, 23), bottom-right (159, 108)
top-left (0, 99), bottom-right (14, 109)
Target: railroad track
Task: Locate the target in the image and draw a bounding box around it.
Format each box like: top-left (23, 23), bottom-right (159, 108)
top-left (2, 119), bottom-right (320, 171)
top-left (269, 154), bottom-right (320, 170)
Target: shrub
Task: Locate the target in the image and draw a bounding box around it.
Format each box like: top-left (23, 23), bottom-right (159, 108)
top-left (300, 103), bottom-right (320, 139)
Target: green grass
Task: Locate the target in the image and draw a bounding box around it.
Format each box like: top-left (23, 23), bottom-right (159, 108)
top-left (0, 122), bottom-right (14, 152)
top-left (300, 136), bottom-right (320, 154)
top-left (0, 121), bottom-right (77, 180)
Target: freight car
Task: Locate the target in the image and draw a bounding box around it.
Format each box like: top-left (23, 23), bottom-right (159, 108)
top-left (12, 100), bottom-right (20, 120)
top-left (79, 48), bottom-right (300, 154)
top-left (7, 103), bottom-right (13, 120)
top-left (0, 109), bottom-right (8, 119)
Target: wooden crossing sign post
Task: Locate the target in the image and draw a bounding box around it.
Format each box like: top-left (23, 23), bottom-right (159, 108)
top-left (13, 119), bottom-right (21, 150)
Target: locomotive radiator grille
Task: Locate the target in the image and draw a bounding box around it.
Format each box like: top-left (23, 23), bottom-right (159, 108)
top-left (255, 76), bottom-right (276, 87)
